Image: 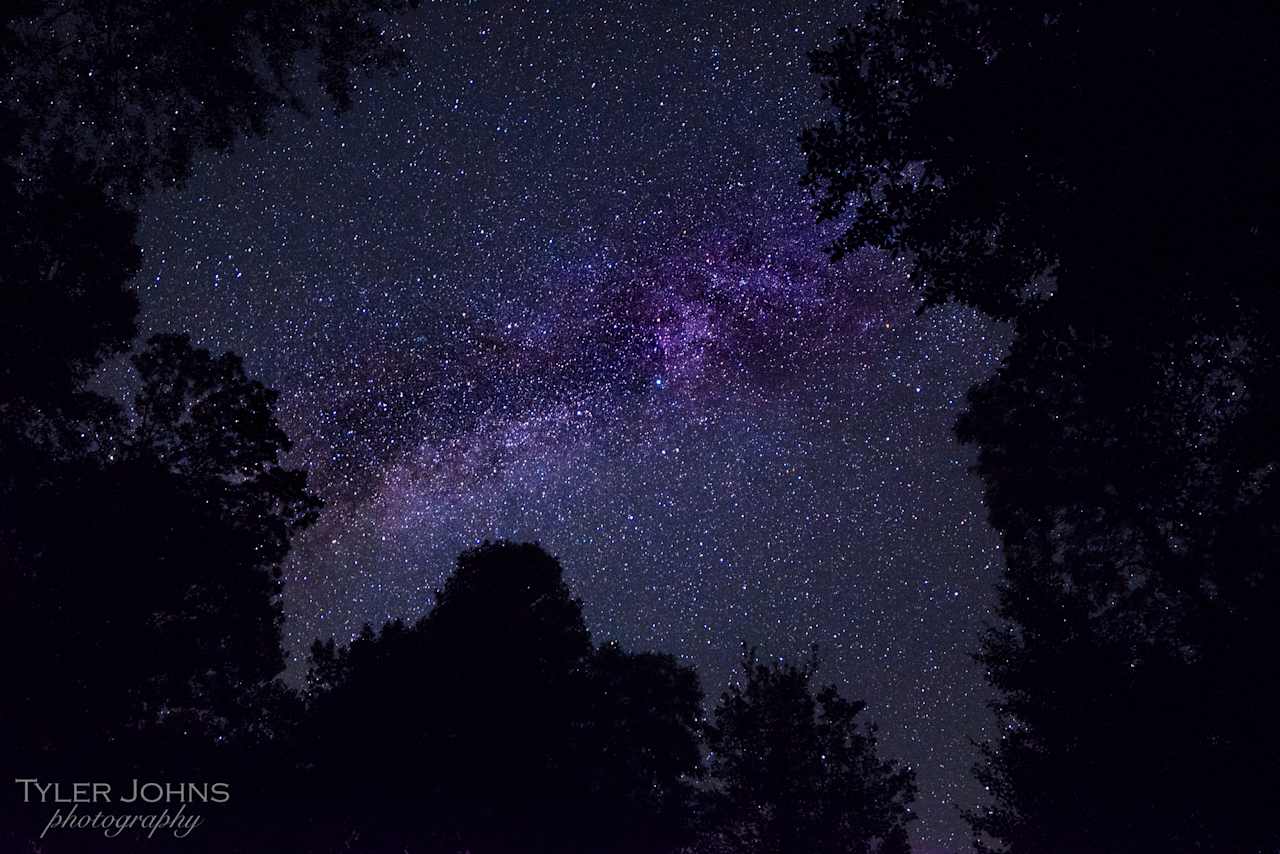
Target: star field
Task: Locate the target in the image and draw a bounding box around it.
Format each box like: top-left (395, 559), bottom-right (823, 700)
top-left (130, 3), bottom-right (1007, 849)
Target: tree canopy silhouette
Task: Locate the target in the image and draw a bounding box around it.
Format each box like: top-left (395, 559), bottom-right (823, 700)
top-left (699, 648), bottom-right (916, 854)
top-left (300, 540), bottom-right (705, 854)
top-left (3, 0), bottom-right (420, 196)
top-left (4, 334), bottom-right (318, 764)
top-left (803, 3), bottom-right (1280, 851)
top-left (0, 0), bottom-right (418, 422)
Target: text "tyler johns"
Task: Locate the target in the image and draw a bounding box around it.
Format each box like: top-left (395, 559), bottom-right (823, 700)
top-left (15, 779), bottom-right (230, 804)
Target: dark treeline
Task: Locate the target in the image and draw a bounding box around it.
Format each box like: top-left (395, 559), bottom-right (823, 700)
top-left (291, 540), bottom-right (913, 854)
top-left (8, 529), bottom-right (916, 853)
top-left (4, 1), bottom-right (1279, 852)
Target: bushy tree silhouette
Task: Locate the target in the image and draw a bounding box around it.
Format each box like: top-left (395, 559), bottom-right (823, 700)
top-left (300, 541), bottom-right (704, 854)
top-left (4, 334), bottom-right (317, 756)
top-left (802, 3), bottom-right (1280, 851)
top-left (699, 648), bottom-right (916, 854)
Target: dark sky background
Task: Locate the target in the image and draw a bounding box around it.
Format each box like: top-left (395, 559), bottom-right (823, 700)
top-left (127, 2), bottom-right (1007, 849)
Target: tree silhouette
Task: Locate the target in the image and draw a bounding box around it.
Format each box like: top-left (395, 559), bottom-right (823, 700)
top-left (300, 541), bottom-right (705, 854)
top-left (0, 160), bottom-right (139, 411)
top-left (580, 641), bottom-right (705, 852)
top-left (802, 3), bottom-right (1280, 851)
top-left (1, 0), bottom-right (418, 584)
top-left (699, 648), bottom-right (916, 854)
top-left (4, 333), bottom-right (318, 758)
top-left (801, 3), bottom-right (1277, 321)
top-left (2, 6), bottom-right (414, 846)
top-left (3, 0), bottom-right (420, 197)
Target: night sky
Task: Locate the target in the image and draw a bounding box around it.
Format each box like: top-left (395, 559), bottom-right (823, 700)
top-left (128, 2), bottom-right (1006, 849)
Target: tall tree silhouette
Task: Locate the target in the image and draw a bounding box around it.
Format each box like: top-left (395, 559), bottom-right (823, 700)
top-left (300, 541), bottom-right (704, 854)
top-left (699, 648), bottom-right (916, 854)
top-left (2, 5), bottom-right (414, 845)
top-left (4, 334), bottom-right (318, 759)
top-left (802, 3), bottom-right (1280, 851)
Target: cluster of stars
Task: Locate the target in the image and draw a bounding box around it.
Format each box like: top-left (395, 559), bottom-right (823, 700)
top-left (132, 2), bottom-right (1008, 850)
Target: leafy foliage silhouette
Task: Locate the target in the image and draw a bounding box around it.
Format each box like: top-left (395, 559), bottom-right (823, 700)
top-left (698, 648), bottom-right (916, 854)
top-left (803, 2), bottom-right (1280, 851)
top-left (3, 0), bottom-right (420, 196)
